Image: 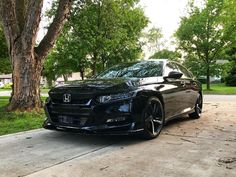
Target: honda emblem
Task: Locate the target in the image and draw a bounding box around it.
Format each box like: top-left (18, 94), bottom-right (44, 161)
top-left (63, 93), bottom-right (71, 103)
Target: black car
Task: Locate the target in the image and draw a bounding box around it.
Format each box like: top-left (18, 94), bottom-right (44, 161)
top-left (43, 59), bottom-right (202, 139)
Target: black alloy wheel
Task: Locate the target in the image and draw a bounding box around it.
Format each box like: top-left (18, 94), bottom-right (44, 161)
top-left (142, 97), bottom-right (164, 139)
top-left (189, 94), bottom-right (202, 119)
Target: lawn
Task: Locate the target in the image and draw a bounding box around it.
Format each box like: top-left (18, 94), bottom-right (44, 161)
top-left (202, 83), bottom-right (236, 94)
top-left (0, 97), bottom-right (46, 136)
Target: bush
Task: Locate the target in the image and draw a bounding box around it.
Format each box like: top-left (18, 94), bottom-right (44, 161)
top-left (225, 74), bottom-right (236, 86)
top-left (2, 83), bottom-right (13, 89)
top-left (225, 64), bottom-right (236, 86)
top-left (197, 78), bottom-right (206, 84)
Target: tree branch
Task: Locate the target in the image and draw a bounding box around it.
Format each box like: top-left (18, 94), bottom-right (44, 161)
top-left (36, 0), bottom-right (72, 60)
top-left (22, 0), bottom-right (43, 49)
top-left (15, 0), bottom-right (27, 32)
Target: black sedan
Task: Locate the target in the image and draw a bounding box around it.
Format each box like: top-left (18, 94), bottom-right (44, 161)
top-left (43, 59), bottom-right (202, 139)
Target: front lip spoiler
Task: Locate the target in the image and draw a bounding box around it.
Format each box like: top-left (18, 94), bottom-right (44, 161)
top-left (43, 120), bottom-right (143, 135)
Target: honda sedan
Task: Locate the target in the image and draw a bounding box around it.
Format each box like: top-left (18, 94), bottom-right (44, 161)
top-left (43, 59), bottom-right (202, 139)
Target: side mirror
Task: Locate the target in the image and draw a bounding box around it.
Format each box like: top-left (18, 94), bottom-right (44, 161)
top-left (164, 71), bottom-right (183, 80)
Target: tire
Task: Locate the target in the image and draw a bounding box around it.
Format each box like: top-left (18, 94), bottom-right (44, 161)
top-left (141, 97), bottom-right (164, 139)
top-left (189, 94), bottom-right (203, 119)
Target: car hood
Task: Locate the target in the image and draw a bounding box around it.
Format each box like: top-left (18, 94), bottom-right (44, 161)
top-left (48, 77), bottom-right (164, 103)
top-left (50, 77), bottom-right (164, 93)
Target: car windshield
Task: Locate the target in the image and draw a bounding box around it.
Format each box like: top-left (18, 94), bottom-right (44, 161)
top-left (96, 60), bottom-right (164, 78)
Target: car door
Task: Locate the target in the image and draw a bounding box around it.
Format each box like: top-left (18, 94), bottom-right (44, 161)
top-left (175, 63), bottom-right (198, 112)
top-left (161, 62), bottom-right (186, 119)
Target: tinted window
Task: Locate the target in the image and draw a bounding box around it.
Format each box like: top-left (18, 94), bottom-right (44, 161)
top-left (96, 61), bottom-right (164, 78)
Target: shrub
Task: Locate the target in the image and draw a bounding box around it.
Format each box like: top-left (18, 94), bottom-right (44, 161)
top-left (225, 74), bottom-right (236, 86)
top-left (2, 83), bottom-right (13, 89)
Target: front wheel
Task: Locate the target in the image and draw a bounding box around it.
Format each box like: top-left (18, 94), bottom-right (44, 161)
top-left (189, 94), bottom-right (203, 119)
top-left (141, 97), bottom-right (164, 139)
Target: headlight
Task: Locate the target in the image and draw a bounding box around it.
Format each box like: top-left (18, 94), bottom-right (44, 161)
top-left (97, 91), bottom-right (136, 103)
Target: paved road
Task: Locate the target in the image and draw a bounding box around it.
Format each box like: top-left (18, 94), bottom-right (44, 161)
top-left (0, 95), bottom-right (235, 177)
top-left (204, 94), bottom-right (236, 102)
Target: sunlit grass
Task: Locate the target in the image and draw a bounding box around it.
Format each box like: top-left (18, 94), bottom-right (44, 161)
top-left (202, 83), bottom-right (236, 94)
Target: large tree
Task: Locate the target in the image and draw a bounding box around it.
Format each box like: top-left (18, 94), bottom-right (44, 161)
top-left (175, 0), bottom-right (236, 90)
top-left (69, 0), bottom-right (148, 74)
top-left (0, 0), bottom-right (72, 111)
top-left (150, 49), bottom-right (181, 61)
top-left (142, 27), bottom-right (163, 57)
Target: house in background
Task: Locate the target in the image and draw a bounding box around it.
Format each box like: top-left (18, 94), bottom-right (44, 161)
top-left (55, 72), bottom-right (83, 86)
top-left (0, 74), bottom-right (12, 84)
top-left (0, 72), bottom-right (83, 88)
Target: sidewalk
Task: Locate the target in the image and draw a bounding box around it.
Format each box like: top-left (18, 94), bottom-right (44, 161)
top-left (0, 90), bottom-right (48, 97)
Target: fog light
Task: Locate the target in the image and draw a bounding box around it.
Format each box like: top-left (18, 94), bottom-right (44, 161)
top-left (118, 104), bottom-right (130, 112)
top-left (47, 122), bottom-right (52, 126)
top-left (106, 117), bottom-right (126, 123)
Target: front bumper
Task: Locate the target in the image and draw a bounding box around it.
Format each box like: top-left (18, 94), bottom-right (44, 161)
top-left (43, 120), bottom-right (143, 135)
top-left (43, 98), bottom-right (144, 135)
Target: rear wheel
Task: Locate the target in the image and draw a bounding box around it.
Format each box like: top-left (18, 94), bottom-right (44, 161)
top-left (141, 97), bottom-right (164, 139)
top-left (189, 94), bottom-right (202, 119)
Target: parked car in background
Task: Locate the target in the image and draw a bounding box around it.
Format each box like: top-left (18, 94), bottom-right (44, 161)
top-left (44, 59), bottom-right (202, 139)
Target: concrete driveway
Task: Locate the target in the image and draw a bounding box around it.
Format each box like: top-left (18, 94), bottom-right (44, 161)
top-left (0, 95), bottom-right (235, 177)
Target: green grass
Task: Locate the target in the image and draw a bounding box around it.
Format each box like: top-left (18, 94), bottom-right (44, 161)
top-left (0, 88), bottom-right (11, 91)
top-left (202, 83), bottom-right (236, 95)
top-left (0, 97), bottom-right (46, 136)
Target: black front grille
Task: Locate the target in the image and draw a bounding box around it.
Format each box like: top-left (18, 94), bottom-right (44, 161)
top-left (49, 104), bottom-right (92, 116)
top-left (50, 92), bottom-right (93, 105)
top-left (47, 102), bottom-right (94, 127)
top-left (58, 115), bottom-right (88, 126)
top-left (49, 114), bottom-right (89, 127)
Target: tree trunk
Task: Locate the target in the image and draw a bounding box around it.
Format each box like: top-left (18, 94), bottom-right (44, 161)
top-left (63, 74), bottom-right (68, 82)
top-left (7, 49), bottom-right (43, 111)
top-left (80, 69), bottom-right (84, 80)
top-left (92, 63), bottom-right (96, 75)
top-left (0, 0), bottom-right (72, 111)
top-left (206, 65), bottom-right (210, 90)
top-left (92, 52), bottom-right (98, 76)
top-left (46, 78), bottom-right (53, 88)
